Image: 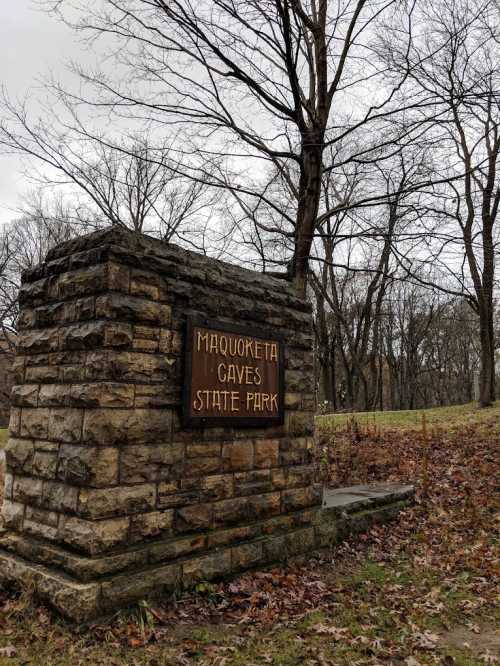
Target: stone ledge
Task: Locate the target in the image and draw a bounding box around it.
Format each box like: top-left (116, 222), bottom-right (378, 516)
top-left (0, 484), bottom-right (414, 622)
top-left (322, 483), bottom-right (414, 514)
top-left (0, 507), bottom-right (320, 581)
top-left (22, 228), bottom-right (310, 311)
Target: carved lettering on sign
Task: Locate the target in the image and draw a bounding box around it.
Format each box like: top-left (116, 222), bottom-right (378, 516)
top-left (183, 318), bottom-right (284, 427)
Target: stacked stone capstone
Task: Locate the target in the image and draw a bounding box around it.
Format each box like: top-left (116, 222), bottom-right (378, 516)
top-left (0, 227), bottom-right (321, 620)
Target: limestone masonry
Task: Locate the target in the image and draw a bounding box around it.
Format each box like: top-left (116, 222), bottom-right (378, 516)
top-left (0, 228), bottom-right (413, 621)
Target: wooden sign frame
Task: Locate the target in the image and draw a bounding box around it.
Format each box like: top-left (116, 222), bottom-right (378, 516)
top-left (182, 315), bottom-right (285, 428)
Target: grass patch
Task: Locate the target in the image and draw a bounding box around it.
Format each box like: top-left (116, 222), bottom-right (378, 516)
top-left (317, 400), bottom-right (500, 433)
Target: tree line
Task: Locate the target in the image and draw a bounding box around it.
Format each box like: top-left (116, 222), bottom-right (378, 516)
top-left (0, 0), bottom-right (498, 408)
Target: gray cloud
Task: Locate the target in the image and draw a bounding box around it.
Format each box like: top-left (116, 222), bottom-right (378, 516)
top-left (0, 1), bottom-right (83, 225)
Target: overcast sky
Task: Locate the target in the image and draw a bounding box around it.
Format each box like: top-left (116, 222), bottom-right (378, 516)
top-left (0, 2), bottom-right (84, 226)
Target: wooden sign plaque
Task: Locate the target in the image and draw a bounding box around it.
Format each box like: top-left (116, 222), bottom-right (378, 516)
top-left (183, 316), bottom-right (284, 427)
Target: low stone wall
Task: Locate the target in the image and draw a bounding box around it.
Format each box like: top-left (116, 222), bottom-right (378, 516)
top-left (0, 482), bottom-right (414, 621)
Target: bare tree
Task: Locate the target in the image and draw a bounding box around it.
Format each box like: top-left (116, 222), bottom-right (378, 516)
top-left (0, 107), bottom-right (221, 246)
top-left (0, 0), bottom-right (420, 295)
top-left (381, 0), bottom-right (499, 405)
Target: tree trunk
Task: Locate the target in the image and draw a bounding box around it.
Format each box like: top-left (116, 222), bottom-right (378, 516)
top-left (292, 135), bottom-right (324, 297)
top-left (478, 300), bottom-right (496, 407)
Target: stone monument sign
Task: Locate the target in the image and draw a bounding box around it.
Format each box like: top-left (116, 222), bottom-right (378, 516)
top-left (0, 227), bottom-right (320, 620)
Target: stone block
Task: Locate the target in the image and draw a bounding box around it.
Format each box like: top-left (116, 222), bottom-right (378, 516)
top-left (104, 322), bottom-right (134, 348)
top-left (254, 439), bottom-right (280, 469)
top-left (42, 481), bottom-right (79, 513)
top-left (315, 520), bottom-right (338, 548)
top-left (148, 534), bottom-right (206, 564)
top-left (282, 486), bottom-right (319, 512)
top-left (8, 407), bottom-right (21, 437)
top-left (132, 338), bottom-right (158, 352)
top-left (17, 308), bottom-right (36, 329)
top-left (2, 500), bottom-right (25, 530)
top-left (182, 550), bottom-right (232, 587)
top-left (108, 262), bottom-right (130, 292)
top-left (134, 384), bottom-right (178, 408)
top-left (261, 514), bottom-right (293, 535)
top-left (48, 408), bottom-right (83, 443)
top-left (130, 270), bottom-right (160, 300)
top-left (231, 542), bottom-right (263, 571)
top-left (213, 497), bottom-right (247, 527)
top-left (50, 350), bottom-right (87, 365)
top-left (23, 506), bottom-right (59, 541)
top-left (285, 411), bottom-right (315, 436)
top-left (59, 515), bottom-right (130, 555)
top-left (286, 527), bottom-right (315, 556)
top-left (157, 488), bottom-right (198, 510)
top-left (60, 321), bottom-right (107, 350)
top-left (57, 265), bottom-right (107, 299)
top-left (206, 525), bottom-right (258, 549)
top-left (3, 472), bottom-right (14, 500)
top-left (23, 519), bottom-right (59, 541)
top-left (69, 383), bottom-right (134, 409)
top-left (120, 443), bottom-right (184, 483)
top-left (200, 474), bottom-right (233, 501)
top-left (129, 510), bottom-right (174, 543)
top-left (186, 442), bottom-right (221, 458)
top-left (175, 503), bottom-right (212, 533)
top-left (73, 296), bottom-right (96, 322)
top-left (279, 437), bottom-right (313, 466)
top-left (301, 394), bottom-right (316, 411)
top-left (285, 370), bottom-right (314, 393)
top-left (234, 470), bottom-right (272, 496)
top-left (78, 484), bottom-right (156, 519)
top-left (58, 445), bottom-right (119, 487)
top-left (38, 385), bottom-right (69, 407)
top-left (35, 301), bottom-right (68, 329)
top-left (19, 408), bottom-right (50, 440)
top-left (17, 328), bottom-right (60, 354)
top-left (271, 469), bottom-right (287, 489)
top-left (285, 464), bottom-right (315, 488)
top-left (284, 392), bottom-right (301, 409)
top-left (222, 440), bottom-right (254, 472)
top-left (25, 365), bottom-right (59, 382)
top-left (246, 492), bottom-right (281, 521)
top-left (82, 408), bottom-right (172, 446)
top-left (34, 440), bottom-right (59, 452)
top-left (11, 357), bottom-right (25, 384)
top-left (4, 438), bottom-right (35, 474)
top-left (263, 534), bottom-right (287, 562)
top-left (12, 476), bottom-right (43, 506)
top-left (18, 277), bottom-right (47, 304)
top-left (96, 293), bottom-right (171, 325)
top-left (10, 384), bottom-right (39, 408)
top-left (100, 563), bottom-right (181, 611)
top-left (32, 451), bottom-right (58, 479)
top-left (0, 551), bottom-right (101, 622)
top-left (85, 350), bottom-right (172, 382)
top-left (59, 365), bottom-right (85, 382)
top-left (25, 506), bottom-right (60, 529)
top-left (159, 330), bottom-right (183, 354)
top-left (134, 324), bottom-right (160, 340)
top-left (185, 457), bottom-right (221, 477)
